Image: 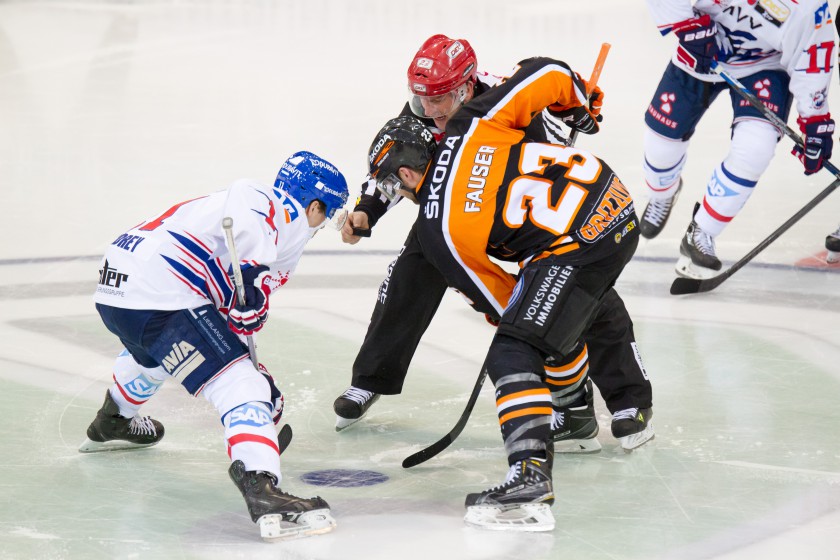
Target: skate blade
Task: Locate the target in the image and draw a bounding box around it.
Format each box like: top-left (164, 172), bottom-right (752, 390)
top-left (619, 424), bottom-right (655, 452)
top-left (826, 250), bottom-right (840, 264)
top-left (78, 438), bottom-right (159, 453)
top-left (258, 509), bottom-right (336, 542)
top-left (553, 436), bottom-right (602, 454)
top-left (334, 415), bottom-right (362, 432)
top-left (675, 256), bottom-right (718, 280)
top-left (464, 503), bottom-right (555, 532)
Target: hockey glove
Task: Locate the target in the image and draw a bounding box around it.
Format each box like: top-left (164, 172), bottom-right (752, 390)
top-left (672, 14), bottom-right (719, 74)
top-left (792, 114), bottom-right (835, 175)
top-left (258, 363), bottom-right (285, 424)
top-left (547, 84), bottom-right (604, 135)
top-left (228, 264), bottom-right (271, 336)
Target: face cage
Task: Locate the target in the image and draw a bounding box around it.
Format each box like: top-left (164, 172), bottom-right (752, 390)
top-left (374, 173), bottom-right (404, 202)
top-left (408, 84), bottom-right (469, 120)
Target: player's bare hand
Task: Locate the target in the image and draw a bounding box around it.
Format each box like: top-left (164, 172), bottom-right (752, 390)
top-left (341, 211), bottom-right (371, 244)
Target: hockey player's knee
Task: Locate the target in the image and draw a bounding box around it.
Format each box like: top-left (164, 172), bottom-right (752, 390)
top-left (643, 127), bottom-right (689, 195)
top-left (485, 334), bottom-right (544, 385)
top-left (728, 120), bottom-right (778, 179)
top-left (202, 360), bottom-right (274, 421)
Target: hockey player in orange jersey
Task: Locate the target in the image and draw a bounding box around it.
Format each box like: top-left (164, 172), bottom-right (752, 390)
top-left (364, 57), bottom-right (641, 531)
top-left (335, 35), bottom-right (654, 455)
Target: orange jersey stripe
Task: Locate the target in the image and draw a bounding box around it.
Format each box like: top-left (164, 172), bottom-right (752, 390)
top-left (499, 406), bottom-right (554, 425)
top-left (496, 388), bottom-right (551, 407)
top-left (545, 346), bottom-right (589, 374)
top-left (546, 363), bottom-right (590, 386)
top-left (442, 123), bottom-right (521, 314)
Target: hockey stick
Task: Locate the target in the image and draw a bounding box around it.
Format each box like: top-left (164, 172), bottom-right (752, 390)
top-left (224, 217), bottom-right (294, 454)
top-left (401, 367), bottom-right (489, 469)
top-left (402, 47), bottom-right (612, 469)
top-left (222, 217), bottom-right (259, 368)
top-left (277, 423), bottom-right (293, 455)
top-left (567, 42), bottom-right (611, 147)
top-left (669, 63), bottom-right (840, 295)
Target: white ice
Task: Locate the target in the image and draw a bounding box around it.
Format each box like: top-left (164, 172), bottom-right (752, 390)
top-left (1, 1), bottom-right (839, 559)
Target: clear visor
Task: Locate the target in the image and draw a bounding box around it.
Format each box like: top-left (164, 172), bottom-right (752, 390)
top-left (408, 86), bottom-right (466, 120)
top-left (326, 207), bottom-right (348, 231)
top-left (375, 173), bottom-right (404, 202)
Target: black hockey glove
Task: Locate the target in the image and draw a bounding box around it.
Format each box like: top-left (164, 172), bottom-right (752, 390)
top-left (793, 114), bottom-right (835, 175)
top-left (228, 264), bottom-right (271, 336)
top-left (547, 84), bottom-right (604, 135)
top-left (672, 14), bottom-right (719, 74)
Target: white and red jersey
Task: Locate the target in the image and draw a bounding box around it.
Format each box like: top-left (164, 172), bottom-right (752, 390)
top-left (94, 178), bottom-right (315, 312)
top-left (647, 0), bottom-right (835, 117)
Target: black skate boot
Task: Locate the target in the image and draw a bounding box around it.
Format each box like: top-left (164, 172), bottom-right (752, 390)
top-left (640, 179), bottom-right (682, 239)
top-left (551, 380), bottom-right (600, 453)
top-left (825, 225), bottom-right (840, 264)
top-left (611, 407), bottom-right (654, 452)
top-left (464, 447), bottom-right (555, 531)
top-left (228, 460), bottom-right (336, 541)
top-left (676, 205), bottom-right (722, 279)
top-left (333, 386), bottom-right (379, 432)
top-left (78, 390), bottom-right (164, 453)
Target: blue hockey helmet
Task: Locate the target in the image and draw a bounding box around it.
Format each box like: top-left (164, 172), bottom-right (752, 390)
top-left (274, 151), bottom-right (349, 219)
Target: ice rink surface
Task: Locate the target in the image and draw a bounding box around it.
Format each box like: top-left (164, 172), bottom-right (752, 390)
top-left (1, 1), bottom-right (839, 559)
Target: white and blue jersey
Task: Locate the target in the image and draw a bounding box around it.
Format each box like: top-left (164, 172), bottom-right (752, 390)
top-left (647, 0), bottom-right (835, 118)
top-left (95, 178), bottom-right (315, 312)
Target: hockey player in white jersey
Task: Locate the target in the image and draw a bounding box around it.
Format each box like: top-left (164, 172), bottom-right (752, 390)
top-left (641, 0), bottom-right (835, 278)
top-left (80, 151), bottom-right (349, 541)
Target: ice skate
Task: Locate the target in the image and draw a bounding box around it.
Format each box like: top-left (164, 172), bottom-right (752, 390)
top-left (333, 386), bottom-right (379, 431)
top-left (640, 179), bottom-right (682, 239)
top-left (464, 450), bottom-right (555, 532)
top-left (825, 226), bottom-right (840, 263)
top-left (675, 217), bottom-right (721, 279)
top-left (229, 460), bottom-right (336, 541)
top-left (551, 381), bottom-right (601, 453)
top-left (611, 407), bottom-right (654, 452)
top-left (78, 390), bottom-right (164, 453)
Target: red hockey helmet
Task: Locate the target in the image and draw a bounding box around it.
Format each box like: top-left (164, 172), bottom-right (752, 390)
top-left (407, 34), bottom-right (477, 97)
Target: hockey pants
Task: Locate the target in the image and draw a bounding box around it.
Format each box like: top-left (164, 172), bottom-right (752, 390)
top-left (350, 223), bottom-right (652, 411)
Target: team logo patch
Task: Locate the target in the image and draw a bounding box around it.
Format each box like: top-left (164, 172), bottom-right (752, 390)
top-left (814, 1), bottom-right (831, 28)
top-left (446, 41), bottom-right (464, 61)
top-left (756, 0), bottom-right (789, 26)
top-left (124, 374), bottom-right (164, 400)
top-left (416, 57), bottom-right (433, 69)
top-left (229, 404), bottom-right (272, 427)
top-left (161, 340), bottom-right (205, 380)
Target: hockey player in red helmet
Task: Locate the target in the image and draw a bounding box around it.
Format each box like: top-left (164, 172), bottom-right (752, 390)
top-left (406, 34), bottom-right (478, 130)
top-left (335, 33), bottom-right (655, 463)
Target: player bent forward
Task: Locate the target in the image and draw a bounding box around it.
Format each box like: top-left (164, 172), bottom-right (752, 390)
top-left (365, 56), bottom-right (642, 531)
top-left (80, 152), bottom-right (349, 541)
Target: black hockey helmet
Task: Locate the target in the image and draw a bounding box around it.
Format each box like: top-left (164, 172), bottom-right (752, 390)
top-left (368, 116), bottom-right (436, 201)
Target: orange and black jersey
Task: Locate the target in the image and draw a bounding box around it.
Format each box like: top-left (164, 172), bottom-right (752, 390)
top-left (414, 57), bottom-right (639, 317)
top-left (354, 75), bottom-right (563, 227)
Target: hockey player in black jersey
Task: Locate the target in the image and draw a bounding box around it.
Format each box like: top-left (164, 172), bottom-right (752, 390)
top-left (364, 54), bottom-right (643, 529)
top-left (334, 35), bottom-right (653, 453)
